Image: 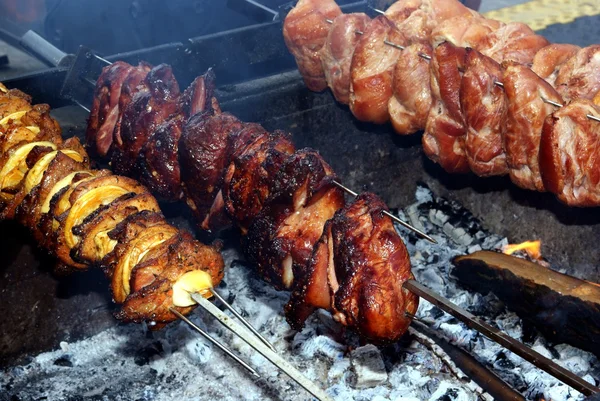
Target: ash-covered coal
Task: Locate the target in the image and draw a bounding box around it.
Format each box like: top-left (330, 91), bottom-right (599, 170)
top-left (1, 185), bottom-right (598, 401)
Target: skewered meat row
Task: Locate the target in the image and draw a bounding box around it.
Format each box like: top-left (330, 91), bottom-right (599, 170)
top-left (283, 0), bottom-right (600, 207)
top-left (86, 61), bottom-right (418, 344)
top-left (0, 83), bottom-right (224, 328)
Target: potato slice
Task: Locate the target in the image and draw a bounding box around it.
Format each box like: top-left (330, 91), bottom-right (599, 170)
top-left (73, 192), bottom-right (160, 264)
top-left (0, 110), bottom-right (28, 127)
top-left (24, 150), bottom-right (84, 195)
top-left (111, 224), bottom-right (178, 303)
top-left (0, 141), bottom-right (56, 199)
top-left (40, 170), bottom-right (91, 214)
top-left (172, 270), bottom-right (213, 307)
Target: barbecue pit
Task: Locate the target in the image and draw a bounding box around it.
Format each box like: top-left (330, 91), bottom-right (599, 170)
top-left (1, 1), bottom-right (600, 400)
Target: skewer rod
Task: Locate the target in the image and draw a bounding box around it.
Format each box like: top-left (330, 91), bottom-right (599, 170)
top-left (191, 293), bottom-right (334, 401)
top-left (332, 180), bottom-right (438, 244)
top-left (169, 308), bottom-right (261, 378)
top-left (403, 279), bottom-right (600, 396)
top-left (209, 287), bottom-right (276, 352)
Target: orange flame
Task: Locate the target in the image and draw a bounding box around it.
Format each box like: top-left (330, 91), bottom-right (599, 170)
top-left (502, 240), bottom-right (542, 260)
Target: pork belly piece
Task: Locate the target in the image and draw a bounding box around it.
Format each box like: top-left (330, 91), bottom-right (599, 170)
top-left (430, 13), bottom-right (503, 49)
top-left (478, 22), bottom-right (549, 64)
top-left (554, 45), bottom-right (600, 102)
top-left (283, 0), bottom-right (342, 92)
top-left (540, 99), bottom-right (600, 206)
top-left (112, 64), bottom-right (182, 177)
top-left (350, 16), bottom-right (405, 124)
top-left (320, 13), bottom-right (370, 104)
top-left (422, 42), bottom-right (470, 173)
top-left (387, 0), bottom-right (472, 45)
top-left (388, 42), bottom-right (433, 135)
top-left (0, 90), bottom-right (32, 119)
top-left (111, 62), bottom-right (152, 149)
top-left (461, 48), bottom-right (507, 176)
top-left (531, 44), bottom-right (580, 87)
top-left (136, 115), bottom-right (185, 201)
top-left (503, 62), bottom-right (563, 191)
top-left (180, 69), bottom-right (217, 117)
top-left (222, 130), bottom-right (295, 234)
top-left (244, 149), bottom-right (344, 290)
top-left (180, 112), bottom-right (244, 231)
top-left (288, 193), bottom-right (418, 344)
top-left (86, 62), bottom-right (134, 157)
top-left (117, 232), bottom-right (224, 327)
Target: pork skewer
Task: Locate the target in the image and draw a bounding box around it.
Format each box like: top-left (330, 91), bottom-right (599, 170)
top-left (0, 85), bottom-right (332, 401)
top-left (77, 56), bottom-right (600, 396)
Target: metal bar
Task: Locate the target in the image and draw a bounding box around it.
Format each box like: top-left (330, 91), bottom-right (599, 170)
top-left (209, 287), bottom-right (276, 352)
top-left (403, 279), bottom-right (600, 396)
top-left (169, 308), bottom-right (261, 378)
top-left (191, 293), bottom-right (334, 401)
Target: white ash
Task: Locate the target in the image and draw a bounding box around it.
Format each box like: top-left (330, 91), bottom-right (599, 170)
top-left (2, 184), bottom-right (599, 401)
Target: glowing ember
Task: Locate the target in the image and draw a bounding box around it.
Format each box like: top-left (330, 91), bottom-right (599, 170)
top-left (503, 240), bottom-right (542, 259)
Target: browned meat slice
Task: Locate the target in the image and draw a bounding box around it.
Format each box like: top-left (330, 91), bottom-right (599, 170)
top-left (0, 90), bottom-right (32, 118)
top-left (331, 193), bottom-right (418, 343)
top-left (72, 192), bottom-right (161, 264)
top-left (422, 42), bottom-right (470, 173)
top-left (86, 62), bottom-right (135, 157)
top-left (136, 115), bottom-right (185, 201)
top-left (9, 104), bottom-right (63, 145)
top-left (283, 0), bottom-right (342, 91)
top-left (503, 62), bottom-right (563, 191)
top-left (116, 232), bottom-right (224, 326)
top-left (112, 64), bottom-right (182, 176)
top-left (288, 193), bottom-right (418, 344)
top-left (478, 22), bottom-right (549, 64)
top-left (388, 43), bottom-right (433, 135)
top-left (349, 16), bottom-right (405, 124)
top-left (531, 44), bottom-right (580, 86)
top-left (320, 13), bottom-right (370, 104)
top-left (111, 62), bottom-right (152, 149)
top-left (430, 13), bottom-right (502, 49)
top-left (244, 149), bottom-right (344, 290)
top-left (179, 112), bottom-right (243, 231)
top-left (222, 130), bottom-right (295, 233)
top-left (180, 69), bottom-right (216, 117)
top-left (539, 99), bottom-right (600, 206)
top-left (554, 45), bottom-right (600, 102)
top-left (387, 0), bottom-right (472, 45)
top-left (460, 48), bottom-right (507, 176)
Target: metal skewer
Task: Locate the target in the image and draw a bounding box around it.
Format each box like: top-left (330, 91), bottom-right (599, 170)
top-left (332, 180), bottom-right (438, 243)
top-left (169, 307), bottom-right (261, 378)
top-left (190, 293), bottom-right (335, 401)
top-left (209, 287), bottom-right (276, 352)
top-left (403, 279), bottom-right (600, 397)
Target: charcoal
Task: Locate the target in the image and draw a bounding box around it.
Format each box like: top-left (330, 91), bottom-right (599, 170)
top-left (350, 344), bottom-right (388, 388)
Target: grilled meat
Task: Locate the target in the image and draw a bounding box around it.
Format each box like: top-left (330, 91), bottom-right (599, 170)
top-left (0, 86), bottom-right (225, 326)
top-left (477, 22), bottom-right (548, 64)
top-left (223, 130), bottom-right (296, 233)
top-left (179, 111), bottom-right (244, 231)
top-left (503, 62), bottom-right (563, 191)
top-left (531, 44), bottom-right (580, 86)
top-left (554, 45), bottom-right (600, 102)
top-left (388, 42), bottom-right (433, 135)
top-left (320, 13), bottom-right (370, 104)
top-left (282, 0), bottom-right (342, 92)
top-left (540, 99), bottom-right (600, 206)
top-left (460, 48), bottom-right (507, 176)
top-left (349, 16), bottom-right (405, 124)
top-left (422, 42), bottom-right (470, 173)
top-left (288, 193), bottom-right (418, 344)
top-left (244, 149), bottom-right (344, 290)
